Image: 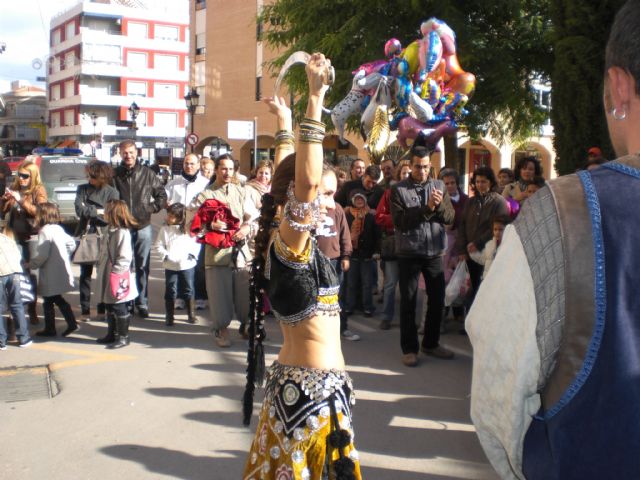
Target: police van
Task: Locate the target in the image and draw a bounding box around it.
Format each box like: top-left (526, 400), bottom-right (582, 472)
top-left (32, 148), bottom-right (93, 230)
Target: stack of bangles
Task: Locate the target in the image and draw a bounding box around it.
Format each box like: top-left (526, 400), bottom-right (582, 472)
top-left (275, 129), bottom-right (295, 148)
top-left (299, 118), bottom-right (325, 144)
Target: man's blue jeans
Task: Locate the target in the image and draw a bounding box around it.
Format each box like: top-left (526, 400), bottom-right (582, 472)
top-left (346, 258), bottom-right (375, 314)
top-left (0, 273), bottom-right (31, 345)
top-left (131, 225), bottom-right (152, 309)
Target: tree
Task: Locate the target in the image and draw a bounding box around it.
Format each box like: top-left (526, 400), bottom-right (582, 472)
top-left (260, 0), bottom-right (552, 166)
top-left (550, 0), bottom-right (625, 174)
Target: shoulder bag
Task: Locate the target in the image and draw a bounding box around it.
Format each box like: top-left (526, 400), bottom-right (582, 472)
top-left (72, 222), bottom-right (101, 265)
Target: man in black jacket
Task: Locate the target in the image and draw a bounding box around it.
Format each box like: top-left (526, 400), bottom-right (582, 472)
top-left (391, 145), bottom-right (455, 367)
top-left (335, 164), bottom-right (385, 210)
top-left (112, 140), bottom-right (167, 317)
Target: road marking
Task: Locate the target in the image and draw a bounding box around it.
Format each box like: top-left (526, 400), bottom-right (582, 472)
top-left (0, 344), bottom-right (135, 375)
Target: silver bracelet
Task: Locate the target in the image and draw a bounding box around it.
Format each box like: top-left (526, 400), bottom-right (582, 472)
top-left (283, 182), bottom-right (320, 231)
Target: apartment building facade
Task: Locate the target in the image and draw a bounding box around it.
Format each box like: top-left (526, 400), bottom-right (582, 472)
top-left (47, 0), bottom-right (189, 164)
top-left (0, 81), bottom-right (47, 157)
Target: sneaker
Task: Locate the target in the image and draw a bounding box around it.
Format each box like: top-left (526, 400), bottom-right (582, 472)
top-left (62, 324), bottom-right (80, 337)
top-left (379, 320), bottom-right (391, 330)
top-left (19, 339), bottom-right (33, 348)
top-left (0, 344), bottom-right (6, 351)
top-left (137, 307), bottom-right (149, 318)
top-left (341, 330), bottom-right (361, 341)
top-left (401, 353), bottom-right (418, 367)
top-left (196, 299), bottom-right (207, 310)
top-left (215, 328), bottom-right (231, 348)
top-left (363, 310), bottom-right (374, 318)
top-left (175, 298), bottom-right (185, 310)
top-left (421, 345), bottom-right (455, 359)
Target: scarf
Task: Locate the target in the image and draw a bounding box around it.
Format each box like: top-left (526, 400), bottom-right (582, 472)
top-left (346, 206), bottom-right (368, 249)
top-left (182, 171), bottom-right (198, 182)
top-left (246, 178), bottom-right (270, 196)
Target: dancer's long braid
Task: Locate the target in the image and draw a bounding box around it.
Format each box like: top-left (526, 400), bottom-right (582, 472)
top-left (242, 193), bottom-right (276, 426)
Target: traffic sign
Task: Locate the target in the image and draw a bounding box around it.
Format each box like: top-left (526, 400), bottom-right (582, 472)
top-left (186, 133), bottom-right (199, 146)
top-left (90, 140), bottom-right (97, 148)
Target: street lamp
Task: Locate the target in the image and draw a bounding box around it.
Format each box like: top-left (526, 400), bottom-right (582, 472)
top-left (184, 88), bottom-right (199, 152)
top-left (90, 112), bottom-right (97, 156)
top-left (128, 101), bottom-right (140, 137)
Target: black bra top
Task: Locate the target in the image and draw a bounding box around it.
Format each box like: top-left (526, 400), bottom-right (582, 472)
top-left (265, 233), bottom-right (340, 325)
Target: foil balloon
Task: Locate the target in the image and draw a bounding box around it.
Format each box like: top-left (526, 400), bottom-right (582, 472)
top-left (367, 105), bottom-right (391, 164)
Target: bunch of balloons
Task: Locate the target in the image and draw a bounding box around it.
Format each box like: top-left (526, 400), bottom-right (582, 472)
top-left (330, 18), bottom-right (476, 163)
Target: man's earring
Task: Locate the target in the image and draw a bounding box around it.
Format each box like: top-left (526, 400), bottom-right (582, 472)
top-left (613, 106), bottom-right (627, 120)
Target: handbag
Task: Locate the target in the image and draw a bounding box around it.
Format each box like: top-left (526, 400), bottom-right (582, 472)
top-left (107, 234), bottom-right (131, 301)
top-left (19, 273), bottom-right (35, 304)
top-left (380, 231), bottom-right (396, 260)
top-left (72, 223), bottom-right (101, 265)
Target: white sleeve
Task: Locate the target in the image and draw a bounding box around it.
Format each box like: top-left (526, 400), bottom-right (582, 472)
top-left (466, 225), bottom-right (541, 480)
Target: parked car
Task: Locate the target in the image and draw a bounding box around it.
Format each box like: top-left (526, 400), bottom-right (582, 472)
top-left (31, 148), bottom-right (93, 231)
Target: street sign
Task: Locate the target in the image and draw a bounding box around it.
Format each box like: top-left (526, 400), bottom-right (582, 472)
top-left (90, 140), bottom-right (97, 148)
top-left (186, 133), bottom-right (199, 146)
top-left (228, 120), bottom-right (254, 140)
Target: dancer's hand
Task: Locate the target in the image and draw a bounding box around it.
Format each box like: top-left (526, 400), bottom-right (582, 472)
top-left (263, 96), bottom-right (292, 131)
top-left (306, 53), bottom-right (331, 97)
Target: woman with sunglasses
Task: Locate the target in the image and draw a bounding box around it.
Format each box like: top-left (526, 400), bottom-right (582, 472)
top-left (2, 158), bottom-right (48, 325)
top-left (74, 160), bottom-right (119, 319)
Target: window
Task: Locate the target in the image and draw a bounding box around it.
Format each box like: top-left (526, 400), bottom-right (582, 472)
top-left (196, 33), bottom-right (206, 55)
top-left (64, 51), bottom-right (77, 69)
top-left (135, 111), bottom-right (147, 127)
top-left (154, 112), bottom-right (177, 129)
top-left (51, 56), bottom-right (61, 73)
top-left (52, 29), bottom-right (61, 46)
top-left (155, 25), bottom-right (179, 41)
top-left (155, 54), bottom-right (178, 71)
top-left (65, 21), bottom-right (76, 40)
top-left (255, 76), bottom-right (261, 101)
top-left (195, 61), bottom-right (205, 87)
top-left (127, 51), bottom-right (148, 69)
top-left (155, 83), bottom-right (178, 99)
top-left (50, 112), bottom-right (61, 128)
top-left (128, 22), bottom-right (148, 38)
top-left (64, 109), bottom-right (75, 126)
top-left (64, 80), bottom-right (75, 98)
top-left (51, 84), bottom-right (61, 101)
top-left (127, 80), bottom-right (147, 97)
top-left (84, 44), bottom-right (121, 64)
top-left (196, 9), bottom-right (206, 33)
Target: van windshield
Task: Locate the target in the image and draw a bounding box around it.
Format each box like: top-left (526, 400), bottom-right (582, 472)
top-left (39, 157), bottom-right (90, 182)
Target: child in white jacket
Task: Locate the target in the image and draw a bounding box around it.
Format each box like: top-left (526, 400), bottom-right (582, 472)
top-left (154, 203), bottom-right (201, 325)
top-left (469, 214), bottom-right (511, 280)
top-left (29, 203), bottom-right (78, 338)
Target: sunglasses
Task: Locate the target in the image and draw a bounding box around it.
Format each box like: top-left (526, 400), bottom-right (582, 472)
top-left (18, 173), bottom-right (31, 179)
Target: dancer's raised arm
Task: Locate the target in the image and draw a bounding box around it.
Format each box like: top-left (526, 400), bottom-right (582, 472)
top-left (263, 95), bottom-right (293, 169)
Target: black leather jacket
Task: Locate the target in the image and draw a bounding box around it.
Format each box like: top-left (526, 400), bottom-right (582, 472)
top-left (390, 177), bottom-right (454, 258)
top-left (74, 183), bottom-right (120, 233)
top-left (112, 162), bottom-right (167, 229)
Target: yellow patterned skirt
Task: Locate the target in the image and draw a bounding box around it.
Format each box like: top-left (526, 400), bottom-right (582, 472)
top-left (243, 362), bottom-right (362, 480)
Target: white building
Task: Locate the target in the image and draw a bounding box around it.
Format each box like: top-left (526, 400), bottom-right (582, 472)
top-left (47, 0), bottom-right (189, 164)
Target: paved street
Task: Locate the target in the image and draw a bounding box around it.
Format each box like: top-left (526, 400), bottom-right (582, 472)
top-left (1, 217), bottom-right (497, 480)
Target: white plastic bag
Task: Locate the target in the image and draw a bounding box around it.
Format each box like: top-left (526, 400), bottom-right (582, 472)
top-left (445, 260), bottom-right (470, 307)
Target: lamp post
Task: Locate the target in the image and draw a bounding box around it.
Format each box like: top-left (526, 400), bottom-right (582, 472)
top-left (128, 101), bottom-right (140, 138)
top-left (183, 88), bottom-right (199, 152)
top-left (90, 111), bottom-right (97, 156)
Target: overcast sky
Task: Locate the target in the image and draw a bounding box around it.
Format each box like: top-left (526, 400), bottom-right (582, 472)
top-left (0, 0), bottom-right (187, 93)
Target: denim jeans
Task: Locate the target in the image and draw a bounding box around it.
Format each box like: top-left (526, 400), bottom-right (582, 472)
top-left (0, 273), bottom-right (31, 345)
top-left (346, 258), bottom-right (374, 314)
top-left (382, 260), bottom-right (399, 323)
top-left (330, 259), bottom-right (348, 333)
top-left (398, 256), bottom-right (445, 353)
top-left (164, 268), bottom-right (195, 301)
top-left (131, 225), bottom-right (152, 308)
